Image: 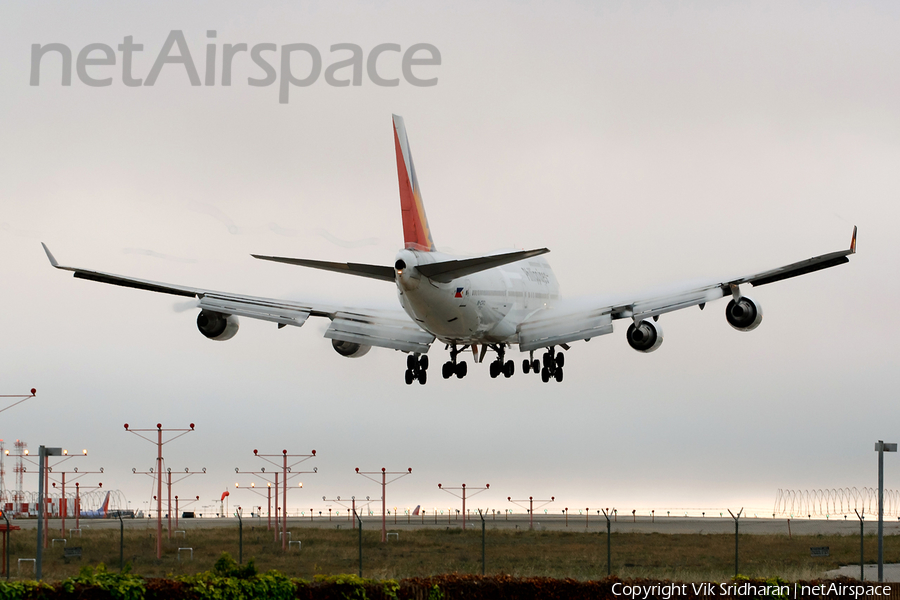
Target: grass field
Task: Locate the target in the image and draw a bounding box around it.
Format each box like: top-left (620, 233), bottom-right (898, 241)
top-left (5, 525), bottom-right (898, 582)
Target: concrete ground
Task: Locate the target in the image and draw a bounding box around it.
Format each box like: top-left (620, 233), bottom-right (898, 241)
top-left (14, 513), bottom-right (900, 535)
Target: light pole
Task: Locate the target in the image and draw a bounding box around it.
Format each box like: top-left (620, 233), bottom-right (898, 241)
top-left (438, 483), bottom-right (489, 531)
top-left (356, 467), bottom-right (412, 542)
top-left (875, 440), bottom-right (897, 582)
top-left (254, 449), bottom-right (317, 551)
top-left (36, 446), bottom-right (63, 580)
top-left (508, 495), bottom-right (554, 531)
top-left (323, 495), bottom-right (372, 530)
top-left (125, 423), bottom-right (196, 559)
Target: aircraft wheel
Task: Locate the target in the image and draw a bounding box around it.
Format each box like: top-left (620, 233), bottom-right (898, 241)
top-left (417, 369), bottom-right (427, 385)
top-left (442, 362), bottom-right (454, 379)
top-left (504, 360), bottom-right (514, 378)
top-left (543, 352), bottom-right (553, 369)
top-left (522, 359), bottom-right (531, 374)
top-left (556, 352), bottom-right (565, 368)
top-left (407, 355), bottom-right (418, 370)
top-left (405, 369), bottom-right (414, 385)
top-left (489, 361), bottom-right (500, 379)
top-left (455, 361), bottom-right (468, 379)
top-left (555, 367), bottom-right (564, 382)
top-left (532, 359), bottom-right (540, 373)
top-left (420, 355), bottom-right (429, 371)
top-left (541, 367), bottom-right (550, 383)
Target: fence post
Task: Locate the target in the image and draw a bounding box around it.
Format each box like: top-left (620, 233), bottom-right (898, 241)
top-left (602, 508), bottom-right (612, 576)
top-left (119, 514), bottom-right (124, 571)
top-left (237, 507), bottom-right (243, 564)
top-left (855, 509), bottom-right (865, 580)
top-left (478, 509), bottom-right (485, 576)
top-left (355, 509), bottom-right (363, 577)
top-left (728, 508), bottom-right (743, 577)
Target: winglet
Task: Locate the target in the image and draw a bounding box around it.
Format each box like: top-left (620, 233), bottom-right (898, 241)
top-left (850, 225), bottom-right (857, 254)
top-left (41, 242), bottom-right (60, 268)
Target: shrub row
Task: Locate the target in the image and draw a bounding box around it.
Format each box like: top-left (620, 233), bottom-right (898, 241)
top-left (0, 556), bottom-right (890, 600)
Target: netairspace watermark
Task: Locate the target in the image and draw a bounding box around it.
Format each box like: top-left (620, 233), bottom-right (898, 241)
top-left (611, 582), bottom-right (893, 600)
top-left (30, 30), bottom-right (441, 103)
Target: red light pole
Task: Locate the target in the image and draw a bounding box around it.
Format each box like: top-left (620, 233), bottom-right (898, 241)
top-left (322, 495), bottom-right (373, 529)
top-left (356, 467), bottom-right (412, 542)
top-left (234, 477), bottom-right (277, 530)
top-left (508, 495), bottom-right (554, 531)
top-left (73, 482), bottom-right (104, 530)
top-left (233, 467), bottom-right (281, 532)
top-left (438, 483), bottom-right (490, 531)
top-left (163, 468), bottom-right (206, 537)
top-left (254, 449), bottom-right (317, 551)
top-left (174, 495), bottom-right (200, 530)
top-left (47, 455), bottom-right (98, 536)
top-left (0, 389), bottom-right (35, 415)
top-left (124, 423), bottom-right (196, 559)
top-left (23, 448), bottom-right (84, 547)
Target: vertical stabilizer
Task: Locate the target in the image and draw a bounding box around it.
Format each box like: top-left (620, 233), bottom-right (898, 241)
top-left (100, 491), bottom-right (110, 517)
top-left (393, 115), bottom-right (435, 251)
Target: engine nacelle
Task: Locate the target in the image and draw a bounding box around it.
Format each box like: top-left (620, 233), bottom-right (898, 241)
top-left (332, 339), bottom-right (372, 358)
top-left (626, 319), bottom-right (664, 353)
top-left (725, 296), bottom-right (763, 331)
top-left (196, 310), bottom-right (239, 341)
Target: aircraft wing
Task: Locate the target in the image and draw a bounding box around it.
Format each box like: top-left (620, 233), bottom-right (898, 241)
top-left (516, 227), bottom-right (856, 352)
top-left (41, 244), bottom-right (435, 354)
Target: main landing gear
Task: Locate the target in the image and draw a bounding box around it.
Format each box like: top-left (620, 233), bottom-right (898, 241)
top-left (488, 344), bottom-right (514, 379)
top-left (441, 343), bottom-right (468, 380)
top-left (527, 346), bottom-right (563, 383)
top-left (404, 353), bottom-right (428, 385)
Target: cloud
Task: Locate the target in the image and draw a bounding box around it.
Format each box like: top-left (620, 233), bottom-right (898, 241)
top-left (188, 201), bottom-right (245, 235)
top-left (122, 248), bottom-right (198, 263)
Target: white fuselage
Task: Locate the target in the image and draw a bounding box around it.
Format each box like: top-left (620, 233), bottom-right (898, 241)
top-left (394, 249), bottom-right (560, 345)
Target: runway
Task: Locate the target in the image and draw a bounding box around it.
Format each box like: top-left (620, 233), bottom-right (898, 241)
top-left (13, 514), bottom-right (900, 536)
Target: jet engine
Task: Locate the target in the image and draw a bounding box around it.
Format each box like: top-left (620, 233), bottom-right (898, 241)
top-left (332, 339), bottom-right (372, 358)
top-left (626, 319), bottom-right (663, 353)
top-left (725, 296), bottom-right (763, 331)
top-left (196, 310), bottom-right (239, 341)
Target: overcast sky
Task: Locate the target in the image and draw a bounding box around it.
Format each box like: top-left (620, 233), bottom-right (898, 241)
top-left (1, 0), bottom-right (898, 518)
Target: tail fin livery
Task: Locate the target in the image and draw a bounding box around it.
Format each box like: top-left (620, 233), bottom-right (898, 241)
top-left (100, 491), bottom-right (111, 517)
top-left (393, 115), bottom-right (435, 252)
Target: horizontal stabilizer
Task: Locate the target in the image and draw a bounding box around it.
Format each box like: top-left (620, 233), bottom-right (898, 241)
top-left (417, 248), bottom-right (550, 283)
top-left (252, 255), bottom-right (395, 282)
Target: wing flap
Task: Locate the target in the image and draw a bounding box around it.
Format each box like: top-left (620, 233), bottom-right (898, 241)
top-left (615, 287), bottom-right (727, 321)
top-left (326, 311), bottom-right (434, 353)
top-left (198, 295), bottom-right (311, 328)
top-left (518, 308), bottom-right (614, 352)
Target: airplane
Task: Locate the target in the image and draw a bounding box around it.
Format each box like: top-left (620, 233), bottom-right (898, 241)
top-left (80, 491), bottom-right (111, 518)
top-left (42, 115), bottom-right (857, 385)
